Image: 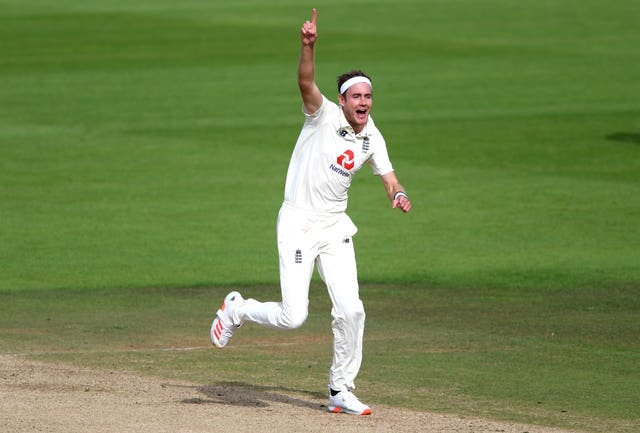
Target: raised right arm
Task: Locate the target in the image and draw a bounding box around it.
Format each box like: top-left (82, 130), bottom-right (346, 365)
top-left (298, 8), bottom-right (323, 114)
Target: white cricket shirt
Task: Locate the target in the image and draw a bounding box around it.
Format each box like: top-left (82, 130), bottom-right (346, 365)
top-left (283, 95), bottom-right (394, 214)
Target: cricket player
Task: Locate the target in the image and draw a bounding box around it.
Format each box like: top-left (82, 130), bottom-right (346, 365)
top-left (211, 8), bottom-right (412, 415)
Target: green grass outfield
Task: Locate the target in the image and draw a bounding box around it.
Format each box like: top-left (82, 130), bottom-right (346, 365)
top-left (1, 1), bottom-right (639, 431)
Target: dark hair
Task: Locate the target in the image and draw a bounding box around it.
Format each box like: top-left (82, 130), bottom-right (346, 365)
top-left (337, 70), bottom-right (372, 95)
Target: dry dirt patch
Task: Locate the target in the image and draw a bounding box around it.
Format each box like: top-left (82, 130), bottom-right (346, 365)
top-left (1, 355), bottom-right (583, 433)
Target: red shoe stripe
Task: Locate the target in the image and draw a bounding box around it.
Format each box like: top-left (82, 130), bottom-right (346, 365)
top-left (361, 408), bottom-right (372, 415)
top-left (213, 320), bottom-right (224, 341)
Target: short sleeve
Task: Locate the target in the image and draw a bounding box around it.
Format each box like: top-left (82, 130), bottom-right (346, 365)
top-left (368, 136), bottom-right (394, 176)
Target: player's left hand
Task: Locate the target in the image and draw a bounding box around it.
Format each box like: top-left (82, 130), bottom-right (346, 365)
top-left (393, 195), bottom-right (412, 213)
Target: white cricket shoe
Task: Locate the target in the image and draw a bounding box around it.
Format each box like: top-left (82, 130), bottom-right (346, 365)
top-left (328, 389), bottom-right (372, 415)
top-left (210, 291), bottom-right (244, 348)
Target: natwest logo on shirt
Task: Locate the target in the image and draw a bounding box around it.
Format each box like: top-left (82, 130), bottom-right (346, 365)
top-left (337, 149), bottom-right (355, 170)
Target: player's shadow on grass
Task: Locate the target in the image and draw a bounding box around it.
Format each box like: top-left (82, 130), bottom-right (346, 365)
top-left (179, 382), bottom-right (325, 411)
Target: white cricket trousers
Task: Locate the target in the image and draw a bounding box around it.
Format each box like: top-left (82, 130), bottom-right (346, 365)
top-left (234, 202), bottom-right (365, 391)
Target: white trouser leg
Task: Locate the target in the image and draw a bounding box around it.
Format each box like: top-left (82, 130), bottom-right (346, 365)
top-left (235, 207), bottom-right (315, 330)
top-left (317, 234), bottom-right (364, 391)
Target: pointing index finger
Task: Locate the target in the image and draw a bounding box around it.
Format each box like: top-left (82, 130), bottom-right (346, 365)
top-left (311, 8), bottom-right (317, 25)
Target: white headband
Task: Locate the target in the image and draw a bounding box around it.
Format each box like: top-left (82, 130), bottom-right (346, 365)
top-left (339, 76), bottom-right (372, 95)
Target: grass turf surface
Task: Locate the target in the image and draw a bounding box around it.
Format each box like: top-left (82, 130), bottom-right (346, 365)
top-left (1, 284), bottom-right (638, 432)
top-left (1, 1), bottom-right (639, 432)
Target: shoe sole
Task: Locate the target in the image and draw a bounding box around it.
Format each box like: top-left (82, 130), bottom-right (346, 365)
top-left (210, 296), bottom-right (228, 348)
top-left (327, 405), bottom-right (372, 416)
top-left (211, 316), bottom-right (225, 348)
top-left (211, 292), bottom-right (242, 348)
